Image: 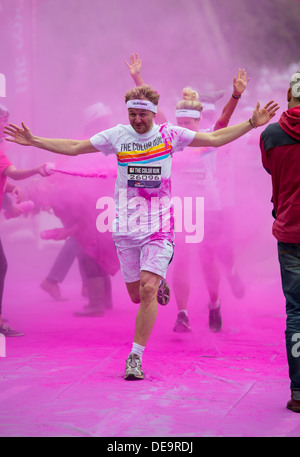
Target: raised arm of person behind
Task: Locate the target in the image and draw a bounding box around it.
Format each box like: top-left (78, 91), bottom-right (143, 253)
top-left (213, 68), bottom-right (250, 131)
top-left (188, 100), bottom-right (278, 147)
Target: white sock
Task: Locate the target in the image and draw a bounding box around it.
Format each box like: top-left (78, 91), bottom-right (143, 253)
top-left (209, 299), bottom-right (220, 310)
top-left (131, 342), bottom-right (145, 361)
top-left (179, 310), bottom-right (188, 316)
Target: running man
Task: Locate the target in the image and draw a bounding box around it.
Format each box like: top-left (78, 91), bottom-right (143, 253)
top-left (4, 85), bottom-right (279, 379)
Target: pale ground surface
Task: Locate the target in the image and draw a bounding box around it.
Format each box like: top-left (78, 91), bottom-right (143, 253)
top-left (0, 231), bottom-right (299, 438)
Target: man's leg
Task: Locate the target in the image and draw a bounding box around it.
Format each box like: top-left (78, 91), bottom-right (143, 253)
top-left (198, 211), bottom-right (223, 332)
top-left (48, 237), bottom-right (80, 283)
top-left (0, 238), bottom-right (23, 336)
top-left (103, 273), bottom-right (113, 309)
top-left (215, 209), bottom-right (245, 299)
top-left (199, 242), bottom-right (222, 332)
top-left (40, 237), bottom-right (79, 301)
top-left (74, 253), bottom-right (106, 317)
top-left (278, 241), bottom-right (300, 411)
top-left (124, 271), bottom-right (160, 380)
top-left (124, 239), bottom-right (173, 380)
top-left (134, 270), bottom-right (161, 346)
top-left (0, 238), bottom-right (7, 325)
top-left (172, 236), bottom-right (191, 333)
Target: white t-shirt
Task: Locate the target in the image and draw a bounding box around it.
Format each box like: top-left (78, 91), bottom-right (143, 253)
top-left (90, 122), bottom-right (195, 246)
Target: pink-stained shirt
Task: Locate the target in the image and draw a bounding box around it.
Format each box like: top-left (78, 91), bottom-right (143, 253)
top-left (90, 123), bottom-right (195, 247)
top-left (0, 149), bottom-right (12, 210)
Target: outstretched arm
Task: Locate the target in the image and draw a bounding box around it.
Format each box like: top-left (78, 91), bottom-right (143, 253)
top-left (214, 68), bottom-right (250, 131)
top-left (125, 53), bottom-right (168, 124)
top-left (4, 122), bottom-right (98, 155)
top-left (3, 164), bottom-right (48, 180)
top-left (189, 100), bottom-right (279, 148)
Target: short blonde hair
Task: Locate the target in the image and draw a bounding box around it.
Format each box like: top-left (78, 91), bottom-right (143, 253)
top-left (125, 84), bottom-right (160, 105)
top-left (176, 87), bottom-right (203, 113)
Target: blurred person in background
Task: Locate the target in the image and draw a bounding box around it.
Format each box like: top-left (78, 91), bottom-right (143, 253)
top-left (40, 102), bottom-right (114, 304)
top-left (0, 104), bottom-right (48, 336)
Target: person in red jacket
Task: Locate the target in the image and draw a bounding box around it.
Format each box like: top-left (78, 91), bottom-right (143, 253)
top-left (260, 71), bottom-right (300, 413)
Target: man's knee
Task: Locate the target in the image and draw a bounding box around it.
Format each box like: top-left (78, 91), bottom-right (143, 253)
top-left (140, 277), bottom-right (160, 302)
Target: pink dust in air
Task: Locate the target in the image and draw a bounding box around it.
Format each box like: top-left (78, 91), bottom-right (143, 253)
top-left (0, 0), bottom-right (300, 438)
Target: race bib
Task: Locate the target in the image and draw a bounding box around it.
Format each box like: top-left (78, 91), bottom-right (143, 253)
top-left (127, 164), bottom-right (162, 188)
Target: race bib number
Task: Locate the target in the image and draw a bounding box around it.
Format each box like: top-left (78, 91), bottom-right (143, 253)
top-left (127, 164), bottom-right (161, 188)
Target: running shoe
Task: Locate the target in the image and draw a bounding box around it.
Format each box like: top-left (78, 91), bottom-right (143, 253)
top-left (209, 305), bottom-right (222, 332)
top-left (173, 311), bottom-right (191, 333)
top-left (73, 305), bottom-right (105, 317)
top-left (227, 272), bottom-right (245, 299)
top-left (0, 324), bottom-right (24, 337)
top-left (157, 279), bottom-right (170, 306)
top-left (124, 353), bottom-right (144, 380)
top-left (40, 279), bottom-right (67, 301)
top-left (287, 391), bottom-right (300, 413)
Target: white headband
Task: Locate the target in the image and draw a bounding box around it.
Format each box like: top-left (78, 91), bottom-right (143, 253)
top-left (201, 102), bottom-right (216, 112)
top-left (291, 73), bottom-right (300, 98)
top-left (175, 109), bottom-right (201, 119)
top-left (126, 99), bottom-right (157, 113)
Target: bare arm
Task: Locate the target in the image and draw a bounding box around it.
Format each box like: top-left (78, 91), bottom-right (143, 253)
top-left (3, 164), bottom-right (47, 180)
top-left (189, 101), bottom-right (279, 148)
top-left (214, 68), bottom-right (250, 131)
top-left (4, 122), bottom-right (98, 155)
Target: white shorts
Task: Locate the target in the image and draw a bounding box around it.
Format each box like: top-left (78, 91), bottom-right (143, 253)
top-left (116, 239), bottom-right (174, 283)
